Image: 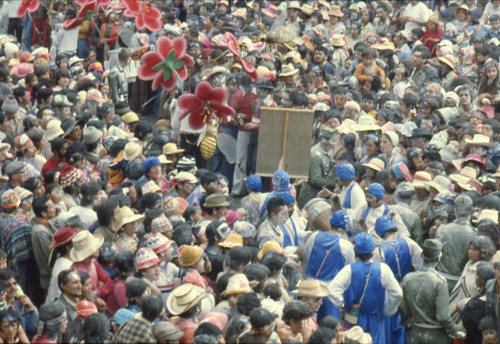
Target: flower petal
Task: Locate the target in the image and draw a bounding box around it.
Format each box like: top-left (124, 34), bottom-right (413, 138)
top-left (145, 18), bottom-right (162, 32)
top-left (28, 0), bottom-right (40, 12)
top-left (180, 55), bottom-right (195, 66)
top-left (177, 94), bottom-right (199, 111)
top-left (135, 15), bottom-right (146, 31)
top-left (176, 65), bottom-right (188, 81)
top-left (211, 103), bottom-right (235, 118)
top-left (151, 75), bottom-right (163, 91)
top-left (188, 110), bottom-right (207, 130)
top-left (138, 52), bottom-right (164, 80)
top-left (209, 88), bottom-right (227, 103)
top-left (194, 82), bottom-right (214, 102)
top-left (157, 37), bottom-right (174, 57)
top-left (160, 74), bottom-right (177, 91)
top-left (122, 0), bottom-right (141, 14)
top-left (64, 18), bottom-right (81, 30)
top-left (171, 37), bottom-right (187, 60)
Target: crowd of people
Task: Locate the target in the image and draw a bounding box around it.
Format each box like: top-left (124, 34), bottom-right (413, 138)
top-left (0, 0), bottom-right (499, 343)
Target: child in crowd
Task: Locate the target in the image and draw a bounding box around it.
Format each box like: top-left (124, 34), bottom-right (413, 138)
top-left (354, 48), bottom-right (385, 92)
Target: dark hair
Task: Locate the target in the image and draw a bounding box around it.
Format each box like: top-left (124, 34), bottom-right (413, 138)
top-left (51, 137), bottom-right (67, 153)
top-left (142, 295), bottom-right (163, 322)
top-left (126, 279), bottom-right (148, 305)
top-left (83, 313), bottom-right (110, 344)
top-left (263, 283), bottom-right (281, 301)
top-left (307, 328), bottom-right (336, 344)
top-left (0, 269), bottom-right (17, 282)
top-left (172, 225), bottom-right (194, 246)
top-left (77, 271), bottom-right (90, 287)
top-left (362, 47), bottom-right (377, 59)
top-left (58, 269), bottom-right (78, 290)
top-left (193, 334), bottom-right (219, 344)
top-left (80, 182), bottom-right (100, 206)
top-left (237, 292), bottom-right (261, 316)
top-left (194, 322), bottom-right (222, 338)
top-left (206, 220), bottom-right (224, 246)
top-left (267, 197), bottom-right (287, 217)
top-left (95, 199), bottom-right (118, 227)
top-left (38, 303), bottom-right (66, 339)
top-left (479, 314), bottom-right (497, 332)
top-left (227, 246), bottom-right (252, 270)
top-left (260, 251), bottom-right (286, 275)
top-left (283, 300), bottom-right (314, 325)
top-left (33, 194), bottom-right (50, 217)
top-left (355, 252), bottom-right (373, 261)
top-left (135, 122), bottom-right (154, 141)
top-left (112, 250), bottom-right (135, 280)
top-left (320, 316), bottom-right (341, 330)
top-left (244, 263), bottom-right (270, 292)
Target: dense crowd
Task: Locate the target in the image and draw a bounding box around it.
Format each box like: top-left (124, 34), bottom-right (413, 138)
top-left (0, 0), bottom-right (500, 343)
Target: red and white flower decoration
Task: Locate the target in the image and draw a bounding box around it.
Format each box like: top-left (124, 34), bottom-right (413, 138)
top-left (17, 0), bottom-right (40, 17)
top-left (138, 36), bottom-right (194, 91)
top-left (123, 0), bottom-right (162, 32)
top-left (64, 0), bottom-right (110, 30)
top-left (177, 82), bottom-right (235, 130)
top-left (219, 32), bottom-right (258, 81)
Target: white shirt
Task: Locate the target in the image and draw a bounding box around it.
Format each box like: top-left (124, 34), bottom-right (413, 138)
top-left (155, 261), bottom-right (179, 306)
top-left (362, 204), bottom-right (410, 238)
top-left (7, 2), bottom-right (20, 18)
top-left (404, 2), bottom-right (431, 32)
top-left (339, 181), bottom-right (367, 226)
top-left (328, 261), bottom-right (403, 316)
top-left (46, 256), bottom-right (73, 304)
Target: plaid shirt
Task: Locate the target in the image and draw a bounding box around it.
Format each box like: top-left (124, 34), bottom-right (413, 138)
top-left (1, 214), bottom-right (33, 266)
top-left (113, 317), bottom-right (155, 344)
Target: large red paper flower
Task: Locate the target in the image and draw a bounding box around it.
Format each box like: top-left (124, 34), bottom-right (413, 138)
top-left (17, 0), bottom-right (40, 17)
top-left (138, 36), bottom-right (194, 91)
top-left (219, 32), bottom-right (258, 81)
top-left (123, 0), bottom-right (162, 32)
top-left (177, 82), bottom-right (235, 130)
top-left (64, 1), bottom-right (98, 30)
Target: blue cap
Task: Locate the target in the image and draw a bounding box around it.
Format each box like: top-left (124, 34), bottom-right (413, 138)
top-left (276, 191), bottom-right (295, 205)
top-left (354, 232), bottom-right (375, 254)
top-left (375, 215), bottom-right (397, 237)
top-left (245, 174), bottom-right (262, 192)
top-left (142, 156), bottom-right (161, 171)
top-left (114, 308), bottom-right (134, 325)
top-left (330, 210), bottom-right (350, 230)
top-left (392, 163), bottom-right (404, 180)
top-left (272, 170), bottom-right (290, 192)
top-left (366, 183), bottom-right (385, 200)
top-left (335, 163), bottom-right (355, 181)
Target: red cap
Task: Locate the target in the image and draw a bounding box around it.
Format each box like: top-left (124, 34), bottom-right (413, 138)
top-left (50, 226), bottom-right (78, 249)
top-left (76, 300), bottom-right (97, 319)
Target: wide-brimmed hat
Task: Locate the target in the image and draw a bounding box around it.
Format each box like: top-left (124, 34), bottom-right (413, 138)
top-left (173, 171), bottom-right (198, 184)
top-left (427, 175), bottom-right (451, 194)
top-left (123, 141), bottom-right (143, 160)
top-left (362, 158), bottom-right (385, 172)
top-left (163, 142), bottom-right (185, 155)
top-left (114, 206), bottom-right (145, 230)
top-left (50, 226), bottom-right (78, 249)
top-left (46, 119), bottom-right (64, 141)
top-left (136, 247), bottom-right (161, 270)
top-left (288, 1), bottom-right (301, 10)
top-left (86, 89), bottom-right (106, 103)
top-left (354, 115), bottom-right (380, 131)
top-left (412, 171), bottom-right (432, 190)
top-left (411, 128), bottom-right (432, 139)
top-left (329, 5), bottom-right (343, 17)
top-left (291, 279), bottom-right (329, 298)
top-left (252, 79), bottom-right (274, 89)
top-left (345, 326), bottom-right (372, 344)
top-left (461, 153), bottom-right (487, 171)
top-left (61, 118), bottom-right (77, 138)
top-left (464, 134), bottom-right (494, 147)
top-left (218, 233), bottom-right (243, 248)
top-left (475, 209), bottom-right (499, 225)
top-left (166, 283), bottom-right (208, 316)
top-left (69, 231), bottom-right (104, 262)
top-left (450, 166), bottom-right (480, 191)
top-left (257, 240), bottom-right (286, 260)
top-left (83, 126), bottom-right (102, 145)
top-left (158, 154), bottom-right (173, 165)
top-left (438, 54), bottom-right (456, 71)
top-left (329, 34), bottom-right (346, 47)
top-left (122, 111), bottom-right (139, 124)
top-left (10, 63), bottom-right (33, 79)
top-left (180, 245), bottom-right (204, 267)
top-left (221, 273), bottom-right (252, 297)
top-left (279, 63), bottom-right (299, 77)
top-left (203, 193), bottom-right (230, 208)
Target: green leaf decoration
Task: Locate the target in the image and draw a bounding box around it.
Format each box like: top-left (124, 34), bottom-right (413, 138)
top-left (173, 60), bottom-right (185, 69)
top-left (166, 50), bottom-right (176, 64)
top-left (163, 68), bottom-right (173, 82)
top-left (152, 61), bottom-right (166, 71)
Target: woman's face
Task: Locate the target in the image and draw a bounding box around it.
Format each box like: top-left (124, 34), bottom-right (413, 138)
top-left (34, 183), bottom-right (45, 196)
top-left (143, 264), bottom-right (161, 281)
top-left (0, 320), bottom-right (17, 341)
top-left (365, 139), bottom-right (378, 156)
top-left (275, 318), bottom-right (293, 342)
top-left (468, 243), bottom-right (481, 262)
top-left (361, 11), bottom-right (370, 23)
top-left (123, 221), bottom-right (138, 236)
top-left (487, 67), bottom-right (498, 80)
top-left (81, 278), bottom-right (92, 298)
top-left (380, 135), bottom-right (393, 153)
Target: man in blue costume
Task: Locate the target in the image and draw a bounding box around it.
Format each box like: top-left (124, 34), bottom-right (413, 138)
top-left (328, 232), bottom-right (402, 343)
top-left (304, 210), bottom-right (354, 322)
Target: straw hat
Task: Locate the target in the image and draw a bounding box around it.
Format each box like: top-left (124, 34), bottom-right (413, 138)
top-left (180, 245), bottom-right (204, 267)
top-left (336, 118), bottom-right (356, 135)
top-left (136, 247), bottom-right (161, 270)
top-left (257, 240), bottom-right (286, 260)
top-left (114, 206), bottom-right (145, 230)
top-left (301, 4), bottom-right (314, 16)
top-left (428, 11), bottom-right (440, 24)
top-left (329, 5), bottom-right (343, 17)
top-left (354, 115), bottom-right (380, 131)
top-left (141, 180), bottom-right (162, 195)
top-left (464, 134), bottom-right (494, 148)
top-left (203, 193), bottom-right (230, 208)
top-left (362, 158), bottom-right (385, 172)
top-left (475, 209), bottom-right (499, 225)
top-left (46, 119), bottom-right (64, 141)
top-left (69, 231), bottom-right (104, 262)
top-left (123, 141), bottom-right (143, 161)
top-left (329, 34), bottom-right (346, 47)
top-left (218, 233), bottom-right (243, 248)
top-left (449, 167), bottom-right (480, 191)
top-left (345, 326), bottom-right (372, 344)
top-left (288, 1), bottom-right (301, 10)
top-left (427, 175), bottom-right (451, 194)
top-left (163, 142), bottom-right (185, 155)
top-left (83, 126), bottom-right (103, 145)
top-left (412, 171), bottom-right (432, 190)
top-left (166, 283), bottom-right (208, 316)
top-left (291, 279), bottom-right (329, 298)
top-left (122, 111), bottom-right (139, 124)
top-left (279, 64), bottom-right (299, 77)
top-left (437, 54), bottom-right (456, 71)
top-left (221, 273), bottom-right (252, 297)
top-left (158, 154), bottom-right (173, 164)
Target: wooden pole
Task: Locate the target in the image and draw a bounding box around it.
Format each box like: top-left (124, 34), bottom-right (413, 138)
top-left (279, 110), bottom-right (289, 170)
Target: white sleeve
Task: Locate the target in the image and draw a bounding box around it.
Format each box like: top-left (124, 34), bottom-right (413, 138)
top-left (327, 265), bottom-right (352, 308)
top-left (349, 185), bottom-right (367, 221)
top-left (380, 263), bottom-right (403, 316)
top-left (304, 232), bottom-right (318, 259)
top-left (340, 239), bottom-right (356, 265)
top-left (405, 237), bottom-right (423, 270)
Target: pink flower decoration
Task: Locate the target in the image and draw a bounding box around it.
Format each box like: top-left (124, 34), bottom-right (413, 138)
top-left (138, 36), bottom-right (194, 91)
top-left (17, 0), bottom-right (40, 17)
top-left (219, 32), bottom-right (258, 81)
top-left (177, 82), bottom-right (235, 130)
top-left (123, 0), bottom-right (162, 32)
top-left (64, 0), bottom-right (110, 30)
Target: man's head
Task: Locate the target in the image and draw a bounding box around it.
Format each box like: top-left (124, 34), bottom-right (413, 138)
top-left (33, 194), bottom-right (56, 219)
top-left (5, 161), bottom-right (26, 185)
top-left (411, 46), bottom-right (430, 68)
top-left (314, 46), bottom-right (328, 65)
top-left (58, 270), bottom-right (82, 298)
top-left (422, 238), bottom-right (443, 264)
top-left (0, 269), bottom-right (17, 300)
top-left (267, 197), bottom-right (288, 226)
top-left (118, 48), bottom-right (131, 66)
top-left (142, 294), bottom-right (164, 322)
top-left (249, 308), bottom-right (278, 338)
top-left (365, 182), bottom-right (385, 208)
top-left (282, 301), bottom-right (314, 334)
top-left (454, 194), bottom-right (473, 218)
